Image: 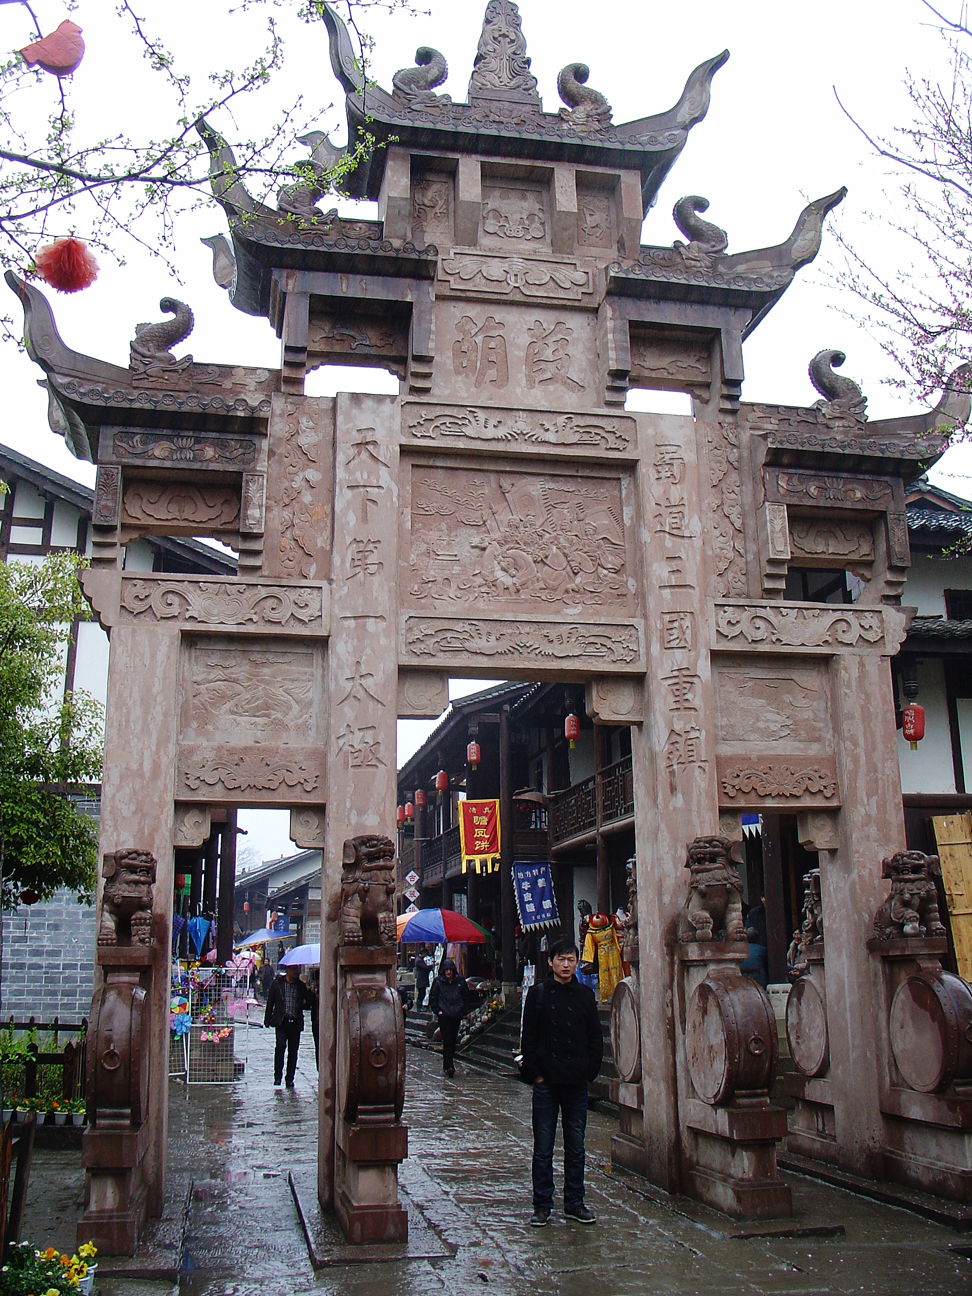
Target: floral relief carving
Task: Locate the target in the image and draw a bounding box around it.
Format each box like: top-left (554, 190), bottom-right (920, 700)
top-left (110, 431), bottom-right (258, 467)
top-left (402, 616), bottom-right (642, 665)
top-left (93, 466), bottom-right (121, 526)
top-left (714, 604), bottom-right (885, 650)
top-left (718, 758), bottom-right (839, 803)
top-left (122, 482), bottom-right (240, 528)
top-left (404, 404), bottom-right (633, 453)
top-left (440, 254), bottom-right (592, 300)
top-left (279, 400), bottom-right (325, 578)
top-left (182, 750), bottom-right (320, 795)
top-left (119, 579), bottom-right (323, 628)
top-left (705, 423), bottom-right (747, 597)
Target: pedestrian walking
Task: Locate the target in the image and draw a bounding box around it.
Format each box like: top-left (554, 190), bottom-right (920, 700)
top-left (427, 956), bottom-right (471, 1078)
top-left (521, 936), bottom-right (603, 1227)
top-left (414, 946), bottom-right (433, 1009)
top-left (264, 965), bottom-right (312, 1088)
top-left (305, 969), bottom-right (320, 1072)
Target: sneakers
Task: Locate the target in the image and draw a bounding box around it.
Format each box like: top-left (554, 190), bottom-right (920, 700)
top-left (273, 1079), bottom-right (282, 1087)
top-left (530, 1205), bottom-right (551, 1227)
top-left (564, 1204), bottom-right (596, 1225)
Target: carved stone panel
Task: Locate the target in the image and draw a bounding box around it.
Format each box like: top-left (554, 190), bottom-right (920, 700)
top-left (173, 804), bottom-right (211, 849)
top-left (177, 745), bottom-right (323, 802)
top-left (403, 461), bottom-right (637, 616)
top-left (765, 468), bottom-right (894, 510)
top-left (629, 331), bottom-right (711, 394)
top-left (438, 252), bottom-right (595, 304)
top-left (241, 473), bottom-right (267, 534)
top-left (716, 755), bottom-right (840, 809)
top-left (410, 173), bottom-right (454, 246)
top-left (713, 659), bottom-right (831, 753)
top-left (434, 301), bottom-right (597, 410)
top-left (306, 313), bottom-right (409, 374)
top-left (397, 669), bottom-right (449, 719)
top-left (264, 393), bottom-right (334, 581)
top-left (402, 402), bottom-right (635, 458)
top-left (575, 185), bottom-right (616, 253)
top-left (121, 480), bottom-right (240, 533)
top-left (586, 676), bottom-right (644, 723)
top-left (703, 422), bottom-right (747, 598)
top-left (118, 576), bottom-right (326, 634)
top-left (712, 602), bottom-right (894, 654)
top-left (788, 517), bottom-right (875, 564)
top-left (179, 638), bottom-right (323, 744)
top-left (94, 466), bottom-right (121, 527)
top-left (480, 183), bottom-right (549, 248)
top-left (400, 614), bottom-right (644, 673)
top-left (764, 504), bottom-right (790, 560)
top-left (290, 807), bottom-right (326, 850)
top-left (105, 430), bottom-right (261, 470)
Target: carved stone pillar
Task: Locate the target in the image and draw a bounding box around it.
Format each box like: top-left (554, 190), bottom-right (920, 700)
top-left (784, 948), bottom-right (835, 1162)
top-left (321, 393), bottom-right (404, 1238)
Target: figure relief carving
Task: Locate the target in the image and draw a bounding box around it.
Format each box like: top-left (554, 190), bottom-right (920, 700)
top-left (481, 186), bottom-right (546, 242)
top-left (557, 63), bottom-right (612, 131)
top-left (453, 314), bottom-right (509, 389)
top-left (525, 319), bottom-right (585, 391)
top-left (705, 423), bottom-right (747, 596)
top-left (676, 836), bottom-right (746, 943)
top-left (873, 851), bottom-right (947, 941)
top-left (714, 603), bottom-right (885, 650)
top-left (340, 835), bottom-right (398, 947)
top-left (619, 856), bottom-right (638, 965)
top-left (93, 466), bottom-right (121, 526)
top-left (122, 481), bottom-right (240, 528)
top-left (788, 518), bottom-right (874, 561)
top-left (99, 850), bottom-right (157, 948)
top-left (110, 431), bottom-right (258, 467)
top-left (718, 757), bottom-right (839, 804)
top-left (307, 316), bottom-right (404, 359)
top-left (278, 399), bottom-right (326, 579)
top-left (439, 253), bottom-right (592, 300)
top-left (173, 805), bottom-right (210, 850)
top-left (120, 579), bottom-right (323, 629)
top-left (402, 616), bottom-right (642, 666)
top-left (182, 751), bottom-right (320, 795)
top-left (790, 868), bottom-right (824, 972)
top-left (714, 663), bottom-right (828, 747)
top-left (185, 645), bottom-right (316, 737)
top-left (411, 175), bottom-right (453, 241)
top-left (407, 466), bottom-right (631, 612)
top-left (628, 334), bottom-right (710, 390)
top-left (129, 297), bottom-right (193, 380)
top-left (404, 404), bottom-right (633, 453)
top-left (575, 192), bottom-right (613, 248)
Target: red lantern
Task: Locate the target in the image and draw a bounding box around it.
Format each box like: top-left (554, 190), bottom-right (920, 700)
top-left (33, 237), bottom-right (99, 292)
top-left (243, 901), bottom-right (250, 915)
top-left (467, 740), bottom-right (481, 770)
top-left (396, 805), bottom-right (407, 826)
top-left (565, 713), bottom-right (580, 749)
top-left (174, 874), bottom-right (186, 891)
top-left (415, 788), bottom-right (426, 808)
top-left (19, 888), bottom-right (38, 906)
top-left (903, 703), bottom-right (925, 751)
top-left (405, 801), bottom-right (414, 820)
top-left (435, 769), bottom-right (448, 797)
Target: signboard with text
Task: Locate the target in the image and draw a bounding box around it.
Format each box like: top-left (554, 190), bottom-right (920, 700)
top-left (458, 798), bottom-right (501, 873)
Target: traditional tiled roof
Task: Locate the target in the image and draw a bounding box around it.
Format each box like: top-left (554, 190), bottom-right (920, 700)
top-left (908, 615), bottom-right (972, 640)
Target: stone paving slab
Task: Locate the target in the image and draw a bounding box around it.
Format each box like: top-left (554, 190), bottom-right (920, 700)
top-left (19, 1025), bottom-right (972, 1295)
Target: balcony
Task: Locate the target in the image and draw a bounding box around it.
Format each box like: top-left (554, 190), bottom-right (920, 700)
top-left (418, 804), bottom-right (549, 889)
top-left (548, 755), bottom-right (634, 849)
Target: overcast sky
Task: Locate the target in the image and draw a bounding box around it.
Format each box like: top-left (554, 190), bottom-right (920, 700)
top-left (4, 1), bottom-right (969, 865)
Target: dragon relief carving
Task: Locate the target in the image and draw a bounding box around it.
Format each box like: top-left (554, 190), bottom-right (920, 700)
top-left (676, 836), bottom-right (747, 943)
top-left (276, 131), bottom-right (346, 220)
top-left (340, 835), bottom-right (398, 947)
top-left (809, 349), bottom-right (868, 428)
top-left (129, 298), bottom-right (193, 379)
top-left (873, 851), bottom-right (947, 941)
top-left (392, 46), bottom-right (450, 105)
top-left (672, 195), bottom-right (728, 265)
top-left (557, 63), bottom-right (612, 131)
top-left (706, 423), bottom-right (747, 597)
top-left (119, 579), bottom-right (323, 628)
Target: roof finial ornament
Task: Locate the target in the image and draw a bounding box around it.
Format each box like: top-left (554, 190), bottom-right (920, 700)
top-left (557, 63), bottom-right (612, 132)
top-left (467, 0), bottom-right (540, 109)
top-left (130, 299), bottom-right (194, 378)
top-left (672, 196), bottom-right (728, 259)
top-left (809, 349), bottom-right (868, 425)
top-left (276, 131), bottom-right (346, 221)
top-left (393, 46), bottom-right (450, 106)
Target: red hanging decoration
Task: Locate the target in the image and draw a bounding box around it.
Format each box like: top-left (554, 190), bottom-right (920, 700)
top-left (405, 801), bottom-right (414, 820)
top-left (396, 805), bottom-right (407, 826)
top-left (414, 789), bottom-right (426, 808)
top-left (565, 713), bottom-right (580, 749)
top-left (902, 703), bottom-right (925, 752)
top-left (174, 874), bottom-right (186, 891)
top-left (466, 740), bottom-right (481, 770)
top-left (435, 769), bottom-right (448, 796)
top-left (19, 20), bottom-right (85, 77)
top-left (19, 889), bottom-right (39, 906)
top-left (243, 901), bottom-right (250, 915)
top-left (34, 237), bottom-right (99, 293)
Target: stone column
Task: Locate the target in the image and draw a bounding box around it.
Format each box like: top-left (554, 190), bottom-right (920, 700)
top-left (78, 607), bottom-right (179, 1251)
top-left (625, 411), bottom-right (720, 1193)
top-left (319, 393), bottom-right (404, 1237)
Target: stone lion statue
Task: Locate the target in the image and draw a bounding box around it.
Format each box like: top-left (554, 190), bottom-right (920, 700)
top-left (98, 849), bottom-right (157, 947)
top-left (873, 850), bottom-right (946, 941)
top-left (676, 836), bottom-right (746, 943)
top-left (340, 834), bottom-right (397, 947)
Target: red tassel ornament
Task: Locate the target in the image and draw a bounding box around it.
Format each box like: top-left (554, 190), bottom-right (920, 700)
top-left (33, 237), bottom-right (99, 293)
top-left (19, 21), bottom-right (85, 77)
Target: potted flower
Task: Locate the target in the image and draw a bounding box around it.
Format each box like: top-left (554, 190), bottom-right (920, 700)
top-left (49, 1098), bottom-right (68, 1126)
top-left (0, 1240), bottom-right (95, 1294)
top-left (69, 1097), bottom-right (86, 1126)
top-left (75, 1241), bottom-right (98, 1294)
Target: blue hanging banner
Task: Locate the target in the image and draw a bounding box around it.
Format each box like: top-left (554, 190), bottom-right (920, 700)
top-left (513, 861), bottom-right (560, 932)
top-left (187, 916), bottom-right (211, 958)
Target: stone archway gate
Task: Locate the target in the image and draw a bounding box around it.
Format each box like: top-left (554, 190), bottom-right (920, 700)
top-left (10, 0), bottom-right (972, 1254)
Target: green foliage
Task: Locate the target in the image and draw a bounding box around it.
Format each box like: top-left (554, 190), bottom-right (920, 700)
top-left (0, 554), bottom-right (102, 909)
top-left (0, 1241), bottom-right (90, 1295)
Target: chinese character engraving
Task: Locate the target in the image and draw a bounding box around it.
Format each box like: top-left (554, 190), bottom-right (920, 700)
top-left (652, 445), bottom-right (685, 486)
top-left (347, 432), bottom-right (386, 468)
top-left (337, 661), bottom-right (384, 707)
top-left (662, 611), bottom-right (695, 651)
top-left (525, 319), bottom-right (585, 392)
top-left (662, 666), bottom-right (700, 712)
top-left (348, 483), bottom-right (383, 520)
top-left (336, 723), bottom-right (387, 769)
top-left (453, 315), bottom-right (509, 389)
top-left (348, 538), bottom-right (382, 579)
top-left (664, 725), bottom-right (707, 795)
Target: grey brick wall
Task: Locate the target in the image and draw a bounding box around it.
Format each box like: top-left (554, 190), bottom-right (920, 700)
top-left (1, 890), bottom-right (96, 1022)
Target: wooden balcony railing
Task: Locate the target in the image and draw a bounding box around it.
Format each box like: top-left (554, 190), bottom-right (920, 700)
top-left (418, 804), bottom-right (551, 886)
top-left (548, 755), bottom-right (634, 847)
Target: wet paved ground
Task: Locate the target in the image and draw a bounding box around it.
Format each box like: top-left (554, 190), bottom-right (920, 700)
top-left (24, 1026), bottom-right (972, 1295)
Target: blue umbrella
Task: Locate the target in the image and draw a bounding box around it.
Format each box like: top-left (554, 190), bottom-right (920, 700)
top-left (279, 942), bottom-right (320, 967)
top-left (187, 916), bottom-right (210, 958)
top-left (235, 927), bottom-right (297, 947)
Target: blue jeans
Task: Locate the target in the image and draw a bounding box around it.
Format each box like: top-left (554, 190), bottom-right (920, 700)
top-left (531, 1081), bottom-right (588, 1209)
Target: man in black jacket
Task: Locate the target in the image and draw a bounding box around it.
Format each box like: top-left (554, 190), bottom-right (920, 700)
top-left (428, 957), bottom-right (471, 1077)
top-left (264, 965), bottom-right (312, 1088)
top-left (521, 936), bottom-right (603, 1227)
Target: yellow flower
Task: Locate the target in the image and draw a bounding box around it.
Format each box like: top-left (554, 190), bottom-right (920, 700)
top-left (78, 1243), bottom-right (96, 1259)
top-left (46, 1288), bottom-right (61, 1296)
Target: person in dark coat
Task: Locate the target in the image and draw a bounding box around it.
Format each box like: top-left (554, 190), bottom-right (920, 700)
top-left (427, 957), bottom-right (471, 1078)
top-left (521, 936), bottom-right (603, 1227)
top-left (413, 945), bottom-right (433, 1010)
top-left (741, 894), bottom-right (769, 988)
top-left (264, 965), bottom-right (312, 1088)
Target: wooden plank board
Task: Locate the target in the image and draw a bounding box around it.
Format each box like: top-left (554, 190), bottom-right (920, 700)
top-left (933, 813), bottom-right (972, 982)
